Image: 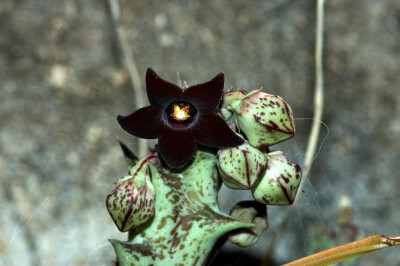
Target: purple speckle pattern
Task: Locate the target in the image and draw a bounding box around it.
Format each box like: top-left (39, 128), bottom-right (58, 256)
top-left (251, 151), bottom-right (302, 206)
top-left (109, 151), bottom-right (252, 265)
top-left (106, 155), bottom-right (158, 232)
top-left (218, 142), bottom-right (268, 190)
top-left (233, 90), bottom-right (295, 148)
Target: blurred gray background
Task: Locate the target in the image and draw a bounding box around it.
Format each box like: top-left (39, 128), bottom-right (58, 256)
top-left (1, 0), bottom-right (399, 265)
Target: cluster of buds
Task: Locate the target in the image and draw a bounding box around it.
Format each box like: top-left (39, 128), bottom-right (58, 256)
top-left (106, 89), bottom-right (301, 238)
top-left (218, 89), bottom-right (302, 206)
top-left (106, 70), bottom-right (303, 265)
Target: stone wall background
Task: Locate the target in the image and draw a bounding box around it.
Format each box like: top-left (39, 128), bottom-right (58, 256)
top-left (1, 0), bottom-right (399, 265)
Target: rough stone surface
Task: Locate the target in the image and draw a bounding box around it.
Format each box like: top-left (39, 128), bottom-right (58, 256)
top-left (1, 0), bottom-right (399, 265)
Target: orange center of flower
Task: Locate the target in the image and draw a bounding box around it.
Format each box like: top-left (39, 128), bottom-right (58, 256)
top-left (165, 101), bottom-right (197, 125)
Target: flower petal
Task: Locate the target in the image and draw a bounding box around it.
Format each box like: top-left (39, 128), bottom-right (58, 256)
top-left (193, 113), bottom-right (244, 148)
top-left (146, 67), bottom-right (183, 109)
top-left (183, 73), bottom-right (224, 113)
top-left (158, 129), bottom-right (197, 168)
top-left (117, 106), bottom-right (162, 139)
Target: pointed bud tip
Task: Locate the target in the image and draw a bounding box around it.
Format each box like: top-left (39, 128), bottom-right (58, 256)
top-left (251, 151), bottom-right (302, 205)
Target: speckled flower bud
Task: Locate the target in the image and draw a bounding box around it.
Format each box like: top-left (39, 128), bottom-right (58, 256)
top-left (222, 89), bottom-right (247, 108)
top-left (218, 142), bottom-right (268, 189)
top-left (220, 90), bottom-right (247, 121)
top-left (228, 201), bottom-right (268, 247)
top-left (230, 89), bottom-right (295, 148)
top-left (251, 151), bottom-right (301, 205)
top-left (106, 155), bottom-right (159, 232)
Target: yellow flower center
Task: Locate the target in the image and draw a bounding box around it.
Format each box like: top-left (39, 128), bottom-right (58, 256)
top-left (165, 101), bottom-right (197, 125)
top-left (172, 104), bottom-right (191, 121)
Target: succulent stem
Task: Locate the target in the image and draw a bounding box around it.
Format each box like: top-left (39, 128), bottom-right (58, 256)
top-left (109, 150), bottom-right (253, 265)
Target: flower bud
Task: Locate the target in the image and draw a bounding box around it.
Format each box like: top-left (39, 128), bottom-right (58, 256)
top-left (220, 90), bottom-right (247, 121)
top-left (218, 142), bottom-right (268, 189)
top-left (251, 151), bottom-right (301, 205)
top-left (231, 89), bottom-right (295, 148)
top-left (228, 201), bottom-right (268, 247)
top-left (220, 107), bottom-right (233, 121)
top-left (106, 155), bottom-right (159, 232)
top-left (222, 89), bottom-right (247, 108)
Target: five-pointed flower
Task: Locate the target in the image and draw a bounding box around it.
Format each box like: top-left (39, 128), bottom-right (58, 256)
top-left (117, 67), bottom-right (244, 169)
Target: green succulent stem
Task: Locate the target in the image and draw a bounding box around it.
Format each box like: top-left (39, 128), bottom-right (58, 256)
top-left (109, 150), bottom-right (253, 266)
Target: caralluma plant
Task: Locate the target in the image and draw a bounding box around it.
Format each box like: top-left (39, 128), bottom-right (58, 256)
top-left (106, 68), bottom-right (302, 265)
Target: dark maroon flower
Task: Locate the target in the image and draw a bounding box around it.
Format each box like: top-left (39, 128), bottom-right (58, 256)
top-left (117, 67), bottom-right (244, 169)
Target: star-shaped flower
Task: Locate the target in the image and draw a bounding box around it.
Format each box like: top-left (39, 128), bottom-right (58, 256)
top-left (117, 68), bottom-right (244, 169)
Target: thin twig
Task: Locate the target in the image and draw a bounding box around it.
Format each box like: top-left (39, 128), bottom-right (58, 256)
top-left (283, 235), bottom-right (400, 266)
top-left (262, 1), bottom-right (326, 264)
top-left (108, 0), bottom-right (147, 158)
top-left (303, 0), bottom-right (325, 179)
